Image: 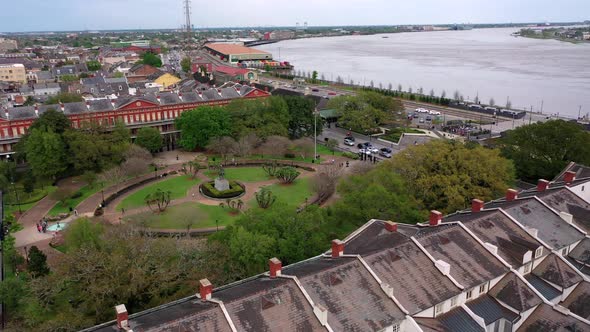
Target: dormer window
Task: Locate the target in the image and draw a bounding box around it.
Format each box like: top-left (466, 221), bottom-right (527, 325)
top-left (535, 247), bottom-right (543, 258)
top-left (523, 262), bottom-right (532, 274)
top-left (434, 303), bottom-right (444, 316)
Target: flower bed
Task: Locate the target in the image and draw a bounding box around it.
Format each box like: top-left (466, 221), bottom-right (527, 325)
top-left (200, 181), bottom-right (245, 199)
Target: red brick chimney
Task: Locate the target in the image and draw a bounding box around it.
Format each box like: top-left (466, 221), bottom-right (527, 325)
top-left (564, 171), bottom-right (576, 184)
top-left (429, 210), bottom-right (442, 226)
top-left (199, 279), bottom-right (212, 301)
top-left (472, 199), bottom-right (484, 213)
top-left (537, 179), bottom-right (550, 192)
top-left (506, 189), bottom-right (518, 201)
top-left (115, 304), bottom-right (128, 329)
top-left (384, 221), bottom-right (398, 232)
top-left (331, 239), bottom-right (344, 258)
top-left (269, 257), bottom-right (282, 278)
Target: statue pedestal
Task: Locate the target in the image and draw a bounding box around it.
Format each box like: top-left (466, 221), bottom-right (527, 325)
top-left (214, 178), bottom-right (230, 191)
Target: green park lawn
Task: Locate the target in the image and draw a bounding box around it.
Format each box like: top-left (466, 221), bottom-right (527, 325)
top-left (48, 185), bottom-right (103, 216)
top-left (204, 167), bottom-right (271, 182)
top-left (124, 202), bottom-right (238, 230)
top-left (254, 177), bottom-right (313, 209)
top-left (116, 175), bottom-right (199, 211)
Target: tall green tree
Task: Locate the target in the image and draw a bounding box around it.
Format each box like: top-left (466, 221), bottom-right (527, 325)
top-left (24, 129), bottom-right (68, 180)
top-left (135, 127), bottom-right (163, 154)
top-left (283, 96), bottom-right (319, 139)
top-left (500, 120), bottom-right (590, 181)
top-left (387, 140), bottom-right (515, 213)
top-left (27, 246), bottom-right (50, 277)
top-left (224, 97), bottom-right (290, 138)
top-left (86, 60), bottom-right (102, 71)
top-left (176, 106), bottom-right (232, 150)
top-left (28, 109), bottom-right (71, 134)
top-left (180, 57), bottom-right (192, 73)
top-left (138, 52), bottom-right (162, 67)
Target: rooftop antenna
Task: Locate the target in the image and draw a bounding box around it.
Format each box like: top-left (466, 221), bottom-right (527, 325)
top-left (183, 0), bottom-right (192, 44)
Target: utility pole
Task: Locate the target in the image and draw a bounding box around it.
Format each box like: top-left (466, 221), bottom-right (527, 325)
top-left (579, 105), bottom-right (582, 120)
top-left (183, 0), bottom-right (192, 44)
top-left (314, 108), bottom-right (317, 163)
top-left (540, 100), bottom-right (544, 114)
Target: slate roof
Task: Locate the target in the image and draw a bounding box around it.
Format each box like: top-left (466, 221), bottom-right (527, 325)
top-left (536, 188), bottom-right (590, 233)
top-left (466, 294), bottom-right (519, 325)
top-left (346, 221), bottom-right (461, 314)
top-left (532, 254), bottom-right (583, 289)
top-left (414, 223), bottom-right (509, 289)
top-left (554, 162), bottom-right (590, 182)
top-left (516, 303), bottom-right (590, 332)
top-left (282, 256), bottom-right (405, 331)
top-left (488, 272), bottom-right (543, 312)
top-left (569, 238), bottom-right (590, 265)
top-left (90, 296), bottom-right (232, 332)
top-left (214, 276), bottom-right (326, 332)
top-left (561, 281), bottom-right (590, 320)
top-left (448, 210), bottom-right (545, 267)
top-left (525, 274), bottom-right (562, 301)
top-left (565, 256), bottom-right (590, 279)
top-left (486, 198), bottom-right (586, 250)
top-left (414, 307), bottom-right (485, 332)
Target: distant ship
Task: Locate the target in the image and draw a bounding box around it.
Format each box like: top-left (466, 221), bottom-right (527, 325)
top-left (452, 24), bottom-right (473, 31)
top-left (382, 36), bottom-right (389, 38)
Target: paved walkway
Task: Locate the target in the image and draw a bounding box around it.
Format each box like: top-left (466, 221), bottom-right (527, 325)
top-left (14, 177), bottom-right (85, 248)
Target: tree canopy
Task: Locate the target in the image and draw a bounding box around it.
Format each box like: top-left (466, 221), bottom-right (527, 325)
top-left (283, 95), bottom-right (319, 139)
top-left (386, 140), bottom-right (515, 214)
top-left (180, 57), bottom-right (192, 73)
top-left (138, 52), bottom-right (162, 67)
top-left (224, 97), bottom-right (290, 139)
top-left (328, 92), bottom-right (403, 133)
top-left (86, 60), bottom-right (102, 71)
top-left (175, 106), bottom-right (232, 150)
top-left (135, 127), bottom-right (163, 154)
top-left (500, 120), bottom-right (590, 181)
top-left (45, 93), bottom-right (84, 105)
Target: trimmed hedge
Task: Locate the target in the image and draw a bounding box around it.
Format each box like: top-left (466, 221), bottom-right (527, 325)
top-left (342, 152), bottom-right (360, 160)
top-left (200, 181), bottom-right (245, 199)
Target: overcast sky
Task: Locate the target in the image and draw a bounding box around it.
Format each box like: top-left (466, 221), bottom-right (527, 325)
top-left (1, 0), bottom-right (589, 32)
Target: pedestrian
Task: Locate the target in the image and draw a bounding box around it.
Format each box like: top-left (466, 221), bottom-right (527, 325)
top-left (176, 155), bottom-right (179, 161)
top-left (42, 224), bottom-right (46, 233)
top-left (121, 207), bottom-right (125, 215)
top-left (36, 223), bottom-right (41, 233)
top-left (74, 209), bottom-right (78, 216)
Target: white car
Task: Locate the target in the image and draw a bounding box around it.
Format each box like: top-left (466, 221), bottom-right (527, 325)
top-left (359, 148), bottom-right (372, 155)
top-left (416, 108), bottom-right (429, 113)
top-left (429, 110), bottom-right (441, 115)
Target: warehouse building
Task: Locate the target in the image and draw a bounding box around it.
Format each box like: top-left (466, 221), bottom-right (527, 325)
top-left (205, 43), bottom-right (272, 64)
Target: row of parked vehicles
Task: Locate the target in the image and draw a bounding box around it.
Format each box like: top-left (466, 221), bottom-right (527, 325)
top-left (343, 135), bottom-right (392, 158)
top-left (415, 108), bottom-right (441, 115)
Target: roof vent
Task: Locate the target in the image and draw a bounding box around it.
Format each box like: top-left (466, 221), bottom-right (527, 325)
top-left (313, 304), bottom-right (328, 326)
top-left (559, 211), bottom-right (573, 224)
top-left (435, 259), bottom-right (451, 276)
top-left (484, 242), bottom-right (498, 256)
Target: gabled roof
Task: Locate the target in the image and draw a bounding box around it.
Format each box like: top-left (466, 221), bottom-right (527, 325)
top-left (536, 187), bottom-right (590, 233)
top-left (488, 272), bottom-right (543, 312)
top-left (516, 303), bottom-right (590, 332)
top-left (282, 256), bottom-right (405, 331)
top-left (214, 276), bottom-right (325, 332)
top-left (486, 197), bottom-right (585, 250)
top-left (448, 210), bottom-right (545, 267)
top-left (414, 307), bottom-right (485, 332)
top-left (561, 281), bottom-right (590, 320)
top-left (533, 254), bottom-right (583, 289)
top-left (466, 294), bottom-right (519, 325)
top-left (345, 221), bottom-right (461, 314)
top-left (414, 223), bottom-right (509, 289)
top-left (554, 162), bottom-right (590, 182)
top-left (569, 238), bottom-right (590, 265)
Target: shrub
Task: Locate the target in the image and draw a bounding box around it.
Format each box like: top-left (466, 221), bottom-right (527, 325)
top-left (342, 152), bottom-right (360, 160)
top-left (70, 191), bottom-right (83, 199)
top-left (200, 181), bottom-right (245, 199)
top-left (284, 152), bottom-right (296, 159)
top-left (276, 167), bottom-right (300, 184)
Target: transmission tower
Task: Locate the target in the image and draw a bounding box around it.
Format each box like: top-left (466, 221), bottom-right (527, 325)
top-left (183, 0), bottom-right (192, 43)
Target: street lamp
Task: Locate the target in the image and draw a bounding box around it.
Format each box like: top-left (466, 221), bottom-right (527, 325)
top-left (11, 179), bottom-right (21, 214)
top-left (313, 108), bottom-right (318, 163)
top-left (101, 189), bottom-right (105, 207)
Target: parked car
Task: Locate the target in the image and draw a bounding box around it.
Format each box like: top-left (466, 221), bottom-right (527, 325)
top-left (344, 137), bottom-right (355, 146)
top-left (426, 116), bottom-right (432, 122)
top-left (328, 92), bottom-right (337, 95)
top-left (429, 110), bottom-right (441, 115)
top-left (359, 148), bottom-right (372, 155)
top-left (311, 88), bottom-right (320, 92)
top-left (416, 108), bottom-right (429, 113)
top-left (379, 148), bottom-right (392, 158)
top-left (419, 118), bottom-right (425, 123)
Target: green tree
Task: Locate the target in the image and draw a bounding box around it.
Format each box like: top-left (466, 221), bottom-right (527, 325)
top-left (135, 127), bottom-right (163, 154)
top-left (45, 92), bottom-right (84, 105)
top-left (500, 120), bottom-right (590, 181)
top-left (59, 74), bottom-right (79, 82)
top-left (180, 57), bottom-right (192, 73)
top-left (27, 246), bottom-right (50, 277)
top-left (255, 187), bottom-right (277, 209)
top-left (387, 140), bottom-right (515, 213)
top-left (138, 52), bottom-right (162, 67)
top-left (23, 96), bottom-right (36, 106)
top-left (28, 108), bottom-right (71, 134)
top-left (24, 129), bottom-right (68, 180)
top-left (113, 72), bottom-right (125, 78)
top-left (283, 96), bottom-right (318, 139)
top-left (312, 70), bottom-right (318, 82)
top-left (224, 97), bottom-right (290, 139)
top-left (176, 106), bottom-right (232, 150)
top-left (328, 92), bottom-right (401, 134)
top-left (86, 60), bottom-right (102, 71)
top-left (145, 189), bottom-right (172, 212)
top-left (64, 129), bottom-right (107, 172)
top-left (64, 218), bottom-right (103, 250)
top-left (326, 138), bottom-right (338, 154)
top-left (276, 167), bottom-right (300, 184)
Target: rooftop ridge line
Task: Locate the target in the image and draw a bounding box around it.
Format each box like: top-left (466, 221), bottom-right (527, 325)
top-left (552, 249), bottom-right (590, 283)
top-left (207, 298), bottom-right (238, 332)
top-left (354, 254), bottom-right (410, 315)
top-left (455, 221), bottom-right (514, 269)
top-left (533, 196), bottom-right (588, 236)
top-left (460, 303), bottom-right (487, 329)
top-left (565, 185), bottom-right (590, 205)
top-left (497, 208), bottom-right (553, 250)
top-left (342, 218), bottom-right (379, 244)
top-left (409, 235), bottom-right (465, 290)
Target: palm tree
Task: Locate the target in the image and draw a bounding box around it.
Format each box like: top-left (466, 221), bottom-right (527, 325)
top-left (145, 189), bottom-right (172, 212)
